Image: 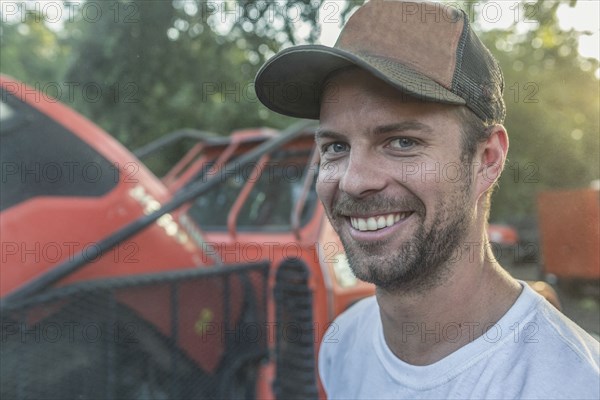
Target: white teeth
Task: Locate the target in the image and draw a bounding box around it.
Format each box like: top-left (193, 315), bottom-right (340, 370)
top-left (386, 214), bottom-right (394, 226)
top-left (367, 217), bottom-right (377, 230)
top-left (358, 218), bottom-right (367, 231)
top-left (350, 212), bottom-right (412, 232)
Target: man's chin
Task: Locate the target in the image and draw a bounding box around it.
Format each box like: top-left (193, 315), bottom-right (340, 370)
top-left (346, 251), bottom-right (449, 294)
top-left (346, 254), bottom-right (410, 285)
top-left (350, 267), bottom-right (417, 293)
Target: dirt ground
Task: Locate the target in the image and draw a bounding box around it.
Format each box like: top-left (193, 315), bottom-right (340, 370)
top-left (501, 257), bottom-right (600, 340)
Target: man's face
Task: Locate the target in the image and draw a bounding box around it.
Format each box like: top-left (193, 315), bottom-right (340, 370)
top-left (316, 69), bottom-right (477, 293)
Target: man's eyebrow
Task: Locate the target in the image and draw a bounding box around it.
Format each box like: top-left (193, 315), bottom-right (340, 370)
top-left (315, 121), bottom-right (433, 141)
top-left (372, 121), bottom-right (433, 136)
top-left (314, 129), bottom-right (345, 141)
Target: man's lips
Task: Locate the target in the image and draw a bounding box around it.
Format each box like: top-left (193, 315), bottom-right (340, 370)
top-left (348, 212), bottom-right (413, 232)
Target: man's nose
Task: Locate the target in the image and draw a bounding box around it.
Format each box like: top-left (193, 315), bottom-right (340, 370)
top-left (339, 151), bottom-right (387, 198)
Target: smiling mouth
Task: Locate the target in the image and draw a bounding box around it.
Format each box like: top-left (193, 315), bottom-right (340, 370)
top-left (349, 212), bottom-right (413, 232)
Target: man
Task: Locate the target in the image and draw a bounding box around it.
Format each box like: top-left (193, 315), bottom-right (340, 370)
top-left (255, 0), bottom-right (599, 398)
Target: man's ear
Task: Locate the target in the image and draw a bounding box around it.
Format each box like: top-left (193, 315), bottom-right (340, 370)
top-left (474, 125), bottom-right (509, 199)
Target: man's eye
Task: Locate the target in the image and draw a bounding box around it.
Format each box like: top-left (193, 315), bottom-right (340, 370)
top-left (389, 138), bottom-right (416, 150)
top-left (323, 142), bottom-right (349, 154)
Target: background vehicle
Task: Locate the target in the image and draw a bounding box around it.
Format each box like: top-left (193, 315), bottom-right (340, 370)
top-left (538, 187), bottom-right (600, 291)
top-left (0, 76), bottom-right (372, 399)
top-left (0, 75), bottom-right (267, 399)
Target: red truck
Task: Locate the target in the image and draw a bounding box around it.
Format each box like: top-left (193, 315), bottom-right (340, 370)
top-left (0, 75), bottom-right (373, 399)
top-left (538, 188), bottom-right (600, 288)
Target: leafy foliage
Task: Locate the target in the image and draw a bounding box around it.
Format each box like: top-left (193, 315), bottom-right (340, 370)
top-left (479, 0), bottom-right (599, 220)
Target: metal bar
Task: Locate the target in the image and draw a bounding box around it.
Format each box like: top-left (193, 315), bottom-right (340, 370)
top-left (226, 154), bottom-right (270, 239)
top-left (3, 261), bottom-right (270, 311)
top-left (204, 139), bottom-right (240, 180)
top-left (291, 147), bottom-right (319, 241)
top-left (163, 142), bottom-right (206, 183)
top-left (166, 153), bottom-right (209, 194)
top-left (133, 129), bottom-right (219, 159)
top-left (1, 120), bottom-right (315, 307)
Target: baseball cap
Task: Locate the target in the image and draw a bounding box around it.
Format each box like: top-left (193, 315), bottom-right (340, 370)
top-left (254, 0), bottom-right (505, 124)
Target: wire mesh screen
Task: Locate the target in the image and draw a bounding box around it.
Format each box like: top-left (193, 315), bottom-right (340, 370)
top-left (1, 262), bottom-right (269, 400)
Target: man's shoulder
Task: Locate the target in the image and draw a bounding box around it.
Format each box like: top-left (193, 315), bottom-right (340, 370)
top-left (512, 298), bottom-right (600, 399)
top-left (531, 295), bottom-right (600, 366)
top-left (501, 288), bottom-right (600, 398)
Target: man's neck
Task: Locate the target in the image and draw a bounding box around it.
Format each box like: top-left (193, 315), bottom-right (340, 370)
top-left (376, 245), bottom-right (522, 366)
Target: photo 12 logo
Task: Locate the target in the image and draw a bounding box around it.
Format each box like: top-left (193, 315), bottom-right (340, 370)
top-left (1, 321), bottom-right (139, 344)
top-left (1, 241), bottom-right (140, 265)
top-left (1, 81), bottom-right (139, 105)
top-left (1, 1), bottom-right (140, 24)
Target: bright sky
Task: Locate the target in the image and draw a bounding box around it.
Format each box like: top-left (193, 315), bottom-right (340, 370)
top-left (556, 1), bottom-right (599, 60)
top-left (316, 1), bottom-right (600, 62)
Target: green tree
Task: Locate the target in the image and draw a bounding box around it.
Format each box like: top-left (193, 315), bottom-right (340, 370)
top-left (479, 1), bottom-right (599, 220)
top-left (0, 10), bottom-right (69, 84)
top-left (60, 0), bottom-right (327, 172)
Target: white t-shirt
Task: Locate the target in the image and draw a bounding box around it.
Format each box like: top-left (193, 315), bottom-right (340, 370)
top-left (319, 282), bottom-right (600, 399)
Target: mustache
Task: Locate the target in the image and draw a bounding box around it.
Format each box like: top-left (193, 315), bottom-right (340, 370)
top-left (332, 193), bottom-right (425, 216)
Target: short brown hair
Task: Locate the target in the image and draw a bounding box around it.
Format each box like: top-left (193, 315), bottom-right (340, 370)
top-left (455, 106), bottom-right (499, 218)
